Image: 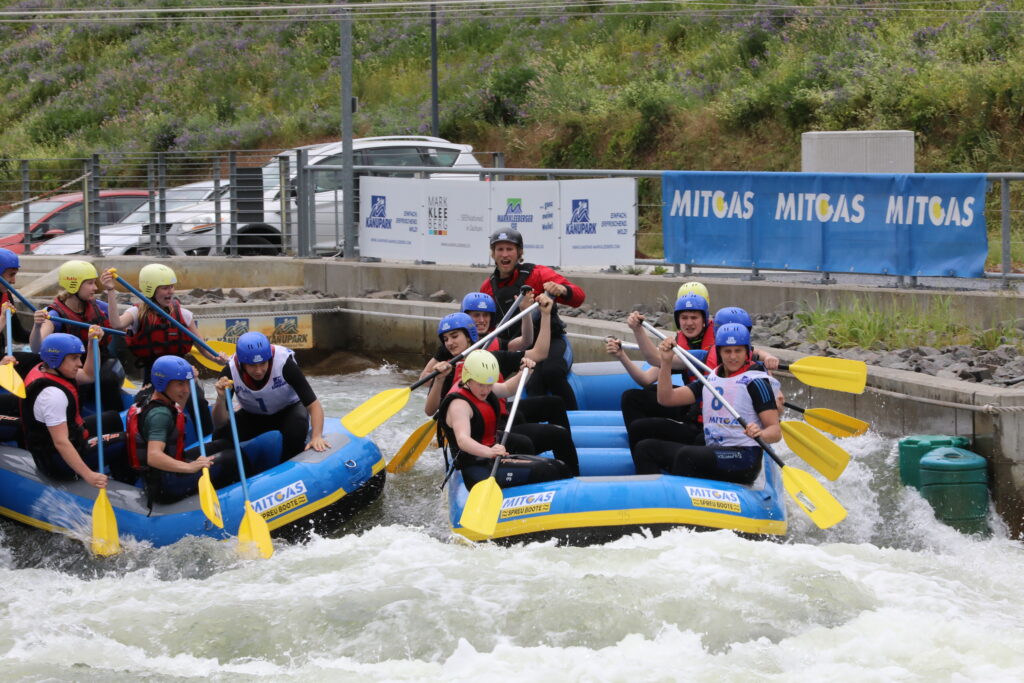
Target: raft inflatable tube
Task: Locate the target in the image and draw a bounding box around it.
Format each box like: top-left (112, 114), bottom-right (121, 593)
top-left (448, 360), bottom-right (787, 544)
top-left (0, 422), bottom-right (385, 547)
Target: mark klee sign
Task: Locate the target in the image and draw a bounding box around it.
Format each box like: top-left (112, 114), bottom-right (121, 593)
top-left (661, 171), bottom-right (988, 277)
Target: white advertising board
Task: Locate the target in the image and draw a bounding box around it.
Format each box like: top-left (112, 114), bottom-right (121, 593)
top-left (488, 181), bottom-right (561, 269)
top-left (419, 179), bottom-right (491, 265)
top-left (558, 178), bottom-right (636, 267)
top-left (358, 177), bottom-right (424, 261)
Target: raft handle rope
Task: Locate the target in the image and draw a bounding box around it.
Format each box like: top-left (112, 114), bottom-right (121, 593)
top-left (191, 306), bottom-right (1024, 414)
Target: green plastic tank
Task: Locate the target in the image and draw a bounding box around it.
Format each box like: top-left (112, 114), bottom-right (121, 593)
top-left (898, 435), bottom-right (970, 490)
top-left (919, 447), bottom-right (990, 536)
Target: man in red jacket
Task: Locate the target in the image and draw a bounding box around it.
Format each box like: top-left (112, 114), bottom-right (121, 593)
top-left (480, 229), bottom-right (585, 410)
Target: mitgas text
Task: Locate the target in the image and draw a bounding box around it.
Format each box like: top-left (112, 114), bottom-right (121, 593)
top-left (774, 193), bottom-right (866, 223)
top-left (885, 195), bottom-right (976, 227)
top-left (668, 190), bottom-right (755, 220)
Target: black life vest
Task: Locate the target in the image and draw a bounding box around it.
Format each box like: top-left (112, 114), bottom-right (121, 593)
top-left (437, 385), bottom-right (502, 469)
top-left (21, 363), bottom-right (89, 476)
top-left (125, 394), bottom-right (186, 471)
top-left (488, 263), bottom-right (566, 340)
top-left (126, 300), bottom-right (194, 362)
top-left (48, 296), bottom-right (111, 351)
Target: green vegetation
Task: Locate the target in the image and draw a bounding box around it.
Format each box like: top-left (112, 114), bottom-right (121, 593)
top-left (1, 1), bottom-right (1024, 264)
top-left (796, 296), bottom-right (1024, 350)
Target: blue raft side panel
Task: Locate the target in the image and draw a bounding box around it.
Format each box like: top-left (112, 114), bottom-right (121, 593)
top-left (0, 423), bottom-right (385, 547)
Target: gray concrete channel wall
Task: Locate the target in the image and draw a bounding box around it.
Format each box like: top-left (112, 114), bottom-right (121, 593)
top-left (19, 256), bottom-right (1024, 537)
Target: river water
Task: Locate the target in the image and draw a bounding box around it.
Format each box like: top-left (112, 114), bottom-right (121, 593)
top-left (1, 367), bottom-right (1023, 681)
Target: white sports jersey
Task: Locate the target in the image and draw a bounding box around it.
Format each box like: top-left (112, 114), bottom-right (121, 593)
top-left (701, 370), bottom-right (773, 448)
top-left (229, 345), bottom-right (301, 415)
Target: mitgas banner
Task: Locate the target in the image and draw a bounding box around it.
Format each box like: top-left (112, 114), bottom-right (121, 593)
top-left (559, 178), bottom-right (637, 267)
top-left (661, 171), bottom-right (988, 277)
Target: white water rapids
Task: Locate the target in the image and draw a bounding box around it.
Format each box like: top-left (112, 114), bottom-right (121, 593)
top-left (1, 368), bottom-right (1023, 681)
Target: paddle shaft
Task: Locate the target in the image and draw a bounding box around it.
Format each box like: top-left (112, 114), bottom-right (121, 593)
top-left (481, 366), bottom-right (531, 483)
top-left (189, 377), bottom-right (208, 459)
top-left (4, 308), bottom-right (12, 356)
top-left (92, 337), bottom-right (105, 473)
top-left (224, 386), bottom-right (253, 501)
top-left (410, 302), bottom-right (539, 393)
top-left (0, 277), bottom-right (126, 336)
top-left (115, 275), bottom-right (218, 357)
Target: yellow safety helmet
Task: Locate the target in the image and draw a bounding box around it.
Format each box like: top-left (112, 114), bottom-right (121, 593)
top-left (676, 281), bottom-right (710, 309)
top-left (139, 263), bottom-right (178, 298)
top-left (461, 350), bottom-right (501, 386)
top-left (58, 260), bottom-right (98, 294)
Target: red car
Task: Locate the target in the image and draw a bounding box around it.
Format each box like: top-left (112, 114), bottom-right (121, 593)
top-left (0, 190), bottom-right (150, 253)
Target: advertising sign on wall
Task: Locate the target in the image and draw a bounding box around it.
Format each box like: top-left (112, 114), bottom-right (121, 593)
top-left (213, 314), bottom-right (314, 349)
top-left (558, 178), bottom-right (637, 267)
top-left (488, 181), bottom-right (561, 268)
top-left (358, 177), bottom-right (424, 261)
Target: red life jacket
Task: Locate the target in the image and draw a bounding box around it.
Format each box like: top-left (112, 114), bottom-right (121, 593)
top-left (485, 336), bottom-right (502, 352)
top-left (677, 322), bottom-right (717, 368)
top-left (448, 362), bottom-right (508, 417)
top-left (125, 394), bottom-right (186, 470)
top-left (21, 364), bottom-right (89, 471)
top-left (48, 296), bottom-right (110, 350)
top-left (126, 300), bottom-right (194, 361)
top-left (441, 385), bottom-right (500, 447)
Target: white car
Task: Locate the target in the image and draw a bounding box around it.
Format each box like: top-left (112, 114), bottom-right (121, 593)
top-left (36, 136), bottom-right (483, 257)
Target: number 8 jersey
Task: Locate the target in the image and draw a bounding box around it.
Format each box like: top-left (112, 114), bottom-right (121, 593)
top-left (228, 345), bottom-right (301, 414)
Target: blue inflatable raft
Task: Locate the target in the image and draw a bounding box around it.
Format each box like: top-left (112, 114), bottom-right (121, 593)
top-left (0, 418), bottom-right (385, 547)
top-left (448, 361), bottom-right (788, 544)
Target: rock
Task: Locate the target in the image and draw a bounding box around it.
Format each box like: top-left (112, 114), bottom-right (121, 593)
top-left (765, 335), bottom-right (785, 348)
top-left (247, 287), bottom-right (273, 301)
top-left (783, 328), bottom-right (802, 346)
top-left (913, 346), bottom-right (942, 357)
top-left (428, 290), bottom-right (452, 302)
top-left (400, 285), bottom-right (429, 302)
top-left (366, 290), bottom-right (401, 299)
top-left (226, 288), bottom-right (247, 301)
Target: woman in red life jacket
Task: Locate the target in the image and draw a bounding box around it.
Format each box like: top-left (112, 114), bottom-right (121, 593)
top-left (211, 331), bottom-right (323, 461)
top-left (29, 260), bottom-right (127, 410)
top-left (480, 229), bottom-right (585, 410)
top-left (108, 263), bottom-right (229, 385)
top-left (632, 324), bottom-right (781, 483)
top-left (426, 300), bottom-right (579, 475)
top-left (437, 350), bottom-right (572, 489)
top-left (21, 330), bottom-right (128, 486)
top-left (124, 355), bottom-right (249, 502)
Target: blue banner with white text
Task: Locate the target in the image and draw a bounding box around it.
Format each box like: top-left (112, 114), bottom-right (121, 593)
top-left (661, 172), bottom-right (988, 277)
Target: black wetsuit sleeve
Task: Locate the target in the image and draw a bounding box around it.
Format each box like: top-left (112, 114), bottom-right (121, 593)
top-left (493, 350), bottom-right (523, 379)
top-left (433, 342), bottom-right (453, 362)
top-left (218, 365), bottom-right (231, 379)
top-left (282, 357), bottom-right (318, 406)
top-left (746, 378), bottom-right (777, 414)
top-left (10, 313), bottom-right (30, 344)
top-left (684, 380), bottom-right (704, 406)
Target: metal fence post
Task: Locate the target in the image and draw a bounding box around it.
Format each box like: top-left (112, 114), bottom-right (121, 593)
top-left (157, 153), bottom-right (169, 257)
top-left (295, 148), bottom-right (311, 259)
top-left (89, 154), bottom-right (101, 256)
top-left (213, 157), bottom-right (223, 255)
top-left (228, 151), bottom-right (239, 258)
top-left (20, 160), bottom-right (30, 251)
top-left (147, 159), bottom-right (158, 255)
top-left (278, 155), bottom-right (291, 255)
top-left (1002, 178), bottom-right (1012, 289)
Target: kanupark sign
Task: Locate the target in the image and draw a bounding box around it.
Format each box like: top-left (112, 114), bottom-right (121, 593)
top-left (210, 313), bottom-right (314, 349)
top-left (359, 177), bottom-right (636, 266)
top-left (661, 171), bottom-right (988, 277)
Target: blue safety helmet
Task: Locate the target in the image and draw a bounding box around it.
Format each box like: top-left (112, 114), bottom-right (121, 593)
top-left (437, 312), bottom-right (479, 344)
top-left (39, 333), bottom-right (85, 369)
top-left (715, 322), bottom-right (752, 355)
top-left (151, 355), bottom-right (194, 393)
top-left (237, 331), bottom-right (272, 365)
top-left (461, 292), bottom-right (497, 316)
top-left (0, 248), bottom-right (19, 273)
top-left (714, 306), bottom-right (753, 331)
top-left (674, 293), bottom-right (709, 330)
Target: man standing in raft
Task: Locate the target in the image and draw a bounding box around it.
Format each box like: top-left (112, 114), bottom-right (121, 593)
top-left (479, 228), bottom-right (585, 410)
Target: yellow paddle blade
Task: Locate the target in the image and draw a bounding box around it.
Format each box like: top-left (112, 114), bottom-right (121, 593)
top-left (205, 339), bottom-right (237, 356)
top-left (198, 467), bottom-right (224, 528)
top-left (122, 377), bottom-right (137, 390)
top-left (341, 386), bottom-right (412, 438)
top-left (0, 362), bottom-right (25, 398)
top-left (237, 500), bottom-right (273, 559)
top-left (781, 421), bottom-right (851, 481)
top-left (781, 465), bottom-right (847, 529)
top-left (787, 356), bottom-right (867, 394)
top-left (802, 407), bottom-right (869, 438)
top-left (459, 476), bottom-right (503, 538)
top-left (387, 418), bottom-right (437, 473)
top-left (90, 489), bottom-right (121, 556)
top-left (189, 346), bottom-right (225, 372)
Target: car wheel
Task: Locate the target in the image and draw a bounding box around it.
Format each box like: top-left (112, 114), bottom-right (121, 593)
top-left (230, 235), bottom-right (279, 256)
